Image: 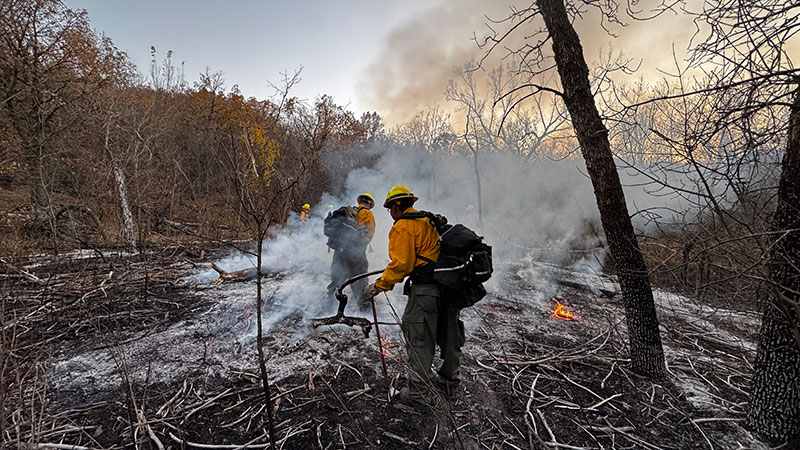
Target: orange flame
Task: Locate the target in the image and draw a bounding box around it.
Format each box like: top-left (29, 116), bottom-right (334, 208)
top-left (552, 300), bottom-right (579, 321)
top-left (381, 336), bottom-right (397, 356)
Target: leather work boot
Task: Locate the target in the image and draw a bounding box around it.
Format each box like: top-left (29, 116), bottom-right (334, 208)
top-left (393, 387), bottom-right (428, 412)
top-left (435, 375), bottom-right (461, 399)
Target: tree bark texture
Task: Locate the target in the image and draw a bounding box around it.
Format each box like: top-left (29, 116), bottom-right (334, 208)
top-left (746, 87), bottom-right (800, 445)
top-left (536, 0), bottom-right (666, 377)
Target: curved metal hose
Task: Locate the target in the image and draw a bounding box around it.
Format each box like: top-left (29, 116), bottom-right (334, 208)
top-left (335, 269), bottom-right (384, 302)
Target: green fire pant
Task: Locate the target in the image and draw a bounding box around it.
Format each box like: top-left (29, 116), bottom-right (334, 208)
top-left (327, 247), bottom-right (369, 309)
top-left (401, 283), bottom-right (466, 401)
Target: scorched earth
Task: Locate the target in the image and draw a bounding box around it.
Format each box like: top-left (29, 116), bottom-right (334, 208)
top-left (6, 243), bottom-right (767, 449)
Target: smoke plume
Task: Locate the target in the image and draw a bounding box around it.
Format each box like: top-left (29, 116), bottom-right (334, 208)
top-left (358, 0), bottom-right (703, 127)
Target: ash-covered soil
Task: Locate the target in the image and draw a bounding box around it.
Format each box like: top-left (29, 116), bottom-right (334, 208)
top-left (2, 246), bottom-right (768, 449)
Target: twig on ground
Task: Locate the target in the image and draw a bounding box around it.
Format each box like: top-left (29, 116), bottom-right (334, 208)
top-left (429, 424), bottom-right (439, 449)
top-left (536, 409), bottom-right (556, 443)
top-left (168, 431), bottom-right (269, 449)
top-left (384, 431), bottom-right (418, 445)
top-left (586, 393), bottom-right (622, 411)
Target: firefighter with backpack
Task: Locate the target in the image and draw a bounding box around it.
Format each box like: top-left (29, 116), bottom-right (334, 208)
top-left (364, 185), bottom-right (470, 408)
top-left (324, 194), bottom-right (376, 311)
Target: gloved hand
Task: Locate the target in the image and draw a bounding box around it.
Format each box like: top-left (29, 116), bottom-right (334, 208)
top-left (364, 282), bottom-right (381, 299)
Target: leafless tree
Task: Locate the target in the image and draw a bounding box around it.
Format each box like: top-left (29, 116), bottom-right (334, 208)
top-left (360, 111), bottom-right (386, 145)
top-left (212, 72), bottom-right (352, 448)
top-left (391, 106), bottom-right (456, 203)
top-left (749, 85), bottom-right (800, 445)
top-left (446, 61), bottom-right (571, 225)
top-left (585, 0), bottom-right (800, 441)
top-left (478, 0), bottom-right (668, 377)
top-left (149, 47), bottom-right (185, 93)
top-left (606, 63), bottom-right (783, 305)
top-left (448, 62), bottom-right (570, 161)
top-left (0, 0), bottom-right (130, 250)
top-left (102, 104), bottom-right (137, 250)
top-left (676, 0), bottom-right (800, 442)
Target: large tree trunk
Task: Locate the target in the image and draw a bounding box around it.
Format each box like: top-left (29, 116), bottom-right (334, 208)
top-left (536, 0), bottom-right (666, 377)
top-left (746, 87), bottom-right (800, 445)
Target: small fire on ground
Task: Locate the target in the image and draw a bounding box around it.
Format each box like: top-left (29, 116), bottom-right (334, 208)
top-left (551, 298), bottom-right (581, 322)
top-left (381, 336), bottom-right (398, 356)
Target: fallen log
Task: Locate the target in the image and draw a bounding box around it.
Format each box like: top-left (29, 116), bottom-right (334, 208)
top-left (0, 258), bottom-right (43, 284)
top-left (554, 277), bottom-right (617, 298)
top-left (211, 263), bottom-right (256, 285)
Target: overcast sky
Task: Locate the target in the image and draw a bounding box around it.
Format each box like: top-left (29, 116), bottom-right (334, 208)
top-left (64, 1), bottom-right (797, 127)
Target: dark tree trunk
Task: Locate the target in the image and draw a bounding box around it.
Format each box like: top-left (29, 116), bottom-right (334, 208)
top-left (255, 222), bottom-right (277, 450)
top-left (536, 0), bottom-right (666, 377)
top-left (746, 87), bottom-right (800, 445)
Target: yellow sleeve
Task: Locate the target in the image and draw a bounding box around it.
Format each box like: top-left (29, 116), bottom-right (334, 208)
top-left (375, 225), bottom-right (416, 291)
top-left (357, 209), bottom-right (375, 241)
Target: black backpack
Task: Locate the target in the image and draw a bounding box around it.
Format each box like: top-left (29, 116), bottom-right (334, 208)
top-left (324, 206), bottom-right (366, 251)
top-left (399, 211), bottom-right (492, 308)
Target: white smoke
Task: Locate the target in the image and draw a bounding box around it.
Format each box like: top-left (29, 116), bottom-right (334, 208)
top-left (200, 144), bottom-right (718, 344)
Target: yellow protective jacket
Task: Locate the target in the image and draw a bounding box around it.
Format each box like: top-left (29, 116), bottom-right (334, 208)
top-left (356, 207), bottom-right (375, 242)
top-left (375, 207), bottom-right (439, 291)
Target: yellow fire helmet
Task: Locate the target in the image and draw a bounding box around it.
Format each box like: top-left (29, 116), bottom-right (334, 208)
top-left (357, 193), bottom-right (375, 208)
top-left (302, 203), bottom-right (311, 210)
top-left (383, 184), bottom-right (418, 208)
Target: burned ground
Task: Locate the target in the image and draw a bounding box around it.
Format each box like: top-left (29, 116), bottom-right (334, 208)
top-left (1, 245), bottom-right (767, 449)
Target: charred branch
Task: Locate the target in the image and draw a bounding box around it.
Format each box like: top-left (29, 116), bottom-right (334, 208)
top-left (311, 315), bottom-right (372, 338)
top-left (211, 262), bottom-right (256, 285)
top-left (553, 277), bottom-right (617, 298)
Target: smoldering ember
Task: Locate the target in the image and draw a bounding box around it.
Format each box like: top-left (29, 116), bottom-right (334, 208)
top-left (2, 1), bottom-right (800, 449)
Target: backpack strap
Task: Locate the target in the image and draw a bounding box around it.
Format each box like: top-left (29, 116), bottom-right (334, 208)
top-left (397, 211), bottom-right (428, 220)
top-left (417, 255), bottom-right (434, 264)
top-left (396, 211), bottom-right (438, 282)
top-left (397, 210), bottom-right (443, 229)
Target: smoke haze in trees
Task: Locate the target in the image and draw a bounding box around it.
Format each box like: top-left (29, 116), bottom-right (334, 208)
top-left (198, 143), bottom-right (745, 339)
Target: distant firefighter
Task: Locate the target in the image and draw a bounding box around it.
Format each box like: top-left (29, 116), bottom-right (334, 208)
top-left (300, 203), bottom-right (311, 223)
top-left (324, 194), bottom-right (376, 310)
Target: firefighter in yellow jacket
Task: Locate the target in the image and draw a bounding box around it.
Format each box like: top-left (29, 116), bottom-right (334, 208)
top-left (300, 203), bottom-right (311, 223)
top-left (327, 194), bottom-right (376, 310)
top-left (364, 185), bottom-right (465, 407)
